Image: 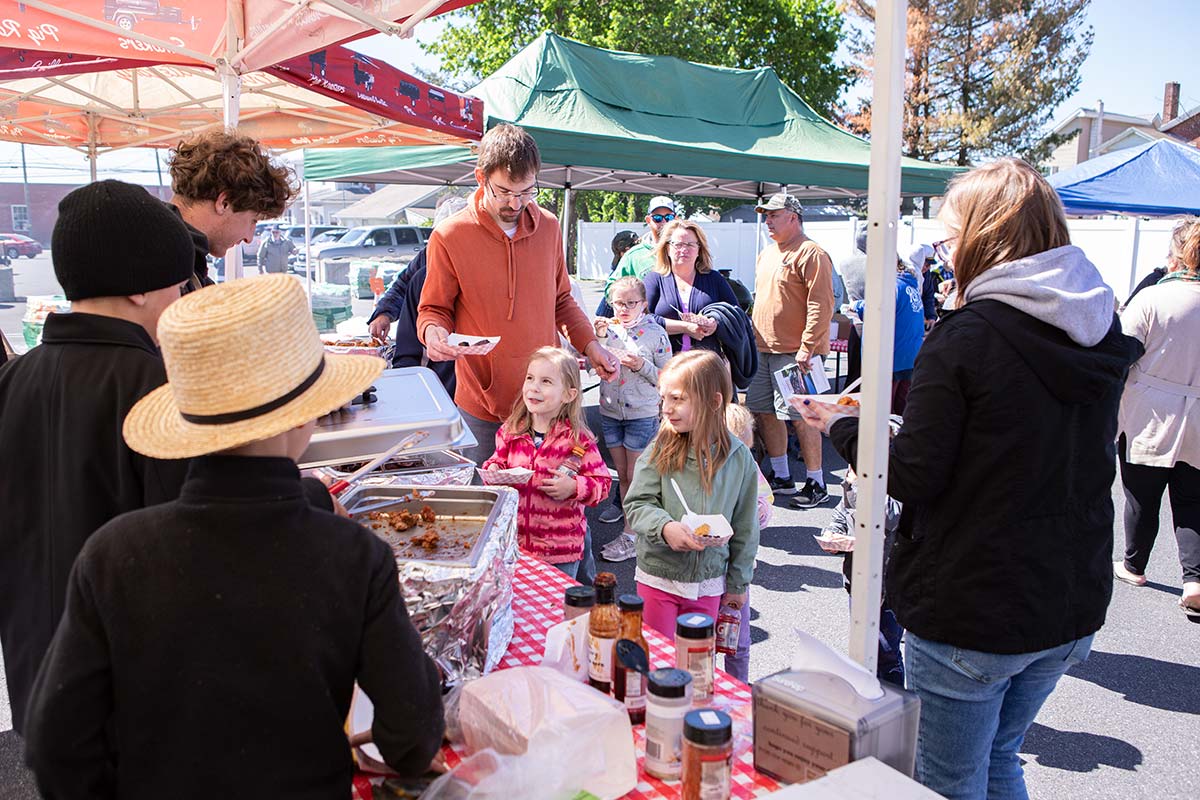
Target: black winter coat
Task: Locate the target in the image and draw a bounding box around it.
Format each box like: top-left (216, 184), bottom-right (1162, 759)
top-left (830, 299), bottom-right (1142, 654)
top-left (0, 313), bottom-right (190, 733)
top-left (23, 456), bottom-right (445, 799)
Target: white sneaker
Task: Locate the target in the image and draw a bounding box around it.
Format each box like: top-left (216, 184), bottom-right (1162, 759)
top-left (600, 532), bottom-right (637, 562)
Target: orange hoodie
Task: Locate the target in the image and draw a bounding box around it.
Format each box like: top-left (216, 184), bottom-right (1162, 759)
top-left (417, 186), bottom-right (597, 422)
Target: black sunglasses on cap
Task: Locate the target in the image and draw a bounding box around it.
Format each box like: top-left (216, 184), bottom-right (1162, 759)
top-left (650, 213), bottom-right (676, 223)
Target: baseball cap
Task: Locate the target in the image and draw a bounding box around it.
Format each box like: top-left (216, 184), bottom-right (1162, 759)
top-left (647, 195), bottom-right (676, 214)
top-left (755, 192), bottom-right (803, 217)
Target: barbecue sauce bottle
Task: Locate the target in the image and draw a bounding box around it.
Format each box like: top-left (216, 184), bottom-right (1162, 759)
top-left (613, 594), bottom-right (650, 724)
top-left (588, 573), bottom-right (620, 694)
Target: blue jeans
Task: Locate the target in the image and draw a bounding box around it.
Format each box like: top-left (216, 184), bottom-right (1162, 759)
top-left (554, 559), bottom-right (581, 579)
top-left (906, 633), bottom-right (1094, 800)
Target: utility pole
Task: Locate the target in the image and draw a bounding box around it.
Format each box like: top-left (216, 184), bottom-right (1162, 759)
top-left (20, 144), bottom-right (31, 232)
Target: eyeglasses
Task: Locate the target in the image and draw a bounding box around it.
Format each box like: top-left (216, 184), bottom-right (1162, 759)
top-left (933, 238), bottom-right (957, 261)
top-left (611, 300), bottom-right (644, 309)
top-left (486, 179), bottom-right (539, 204)
top-left (669, 241), bottom-right (699, 251)
top-left (650, 213), bottom-right (676, 223)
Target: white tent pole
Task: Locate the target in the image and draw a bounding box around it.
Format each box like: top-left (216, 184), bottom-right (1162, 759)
top-left (86, 112), bottom-right (98, 182)
top-left (219, 59), bottom-right (245, 279)
top-left (755, 182), bottom-right (765, 257)
top-left (304, 172), bottom-right (314, 303)
top-left (1127, 217), bottom-right (1142, 299)
top-left (849, 0), bottom-right (906, 674)
top-left (562, 166), bottom-right (574, 268)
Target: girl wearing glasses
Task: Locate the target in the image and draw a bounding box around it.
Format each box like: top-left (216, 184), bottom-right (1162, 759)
top-left (593, 277), bottom-right (672, 561)
top-left (643, 220), bottom-right (740, 355)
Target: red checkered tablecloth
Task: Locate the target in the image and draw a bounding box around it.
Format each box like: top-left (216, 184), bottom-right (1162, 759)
top-left (439, 556), bottom-right (782, 799)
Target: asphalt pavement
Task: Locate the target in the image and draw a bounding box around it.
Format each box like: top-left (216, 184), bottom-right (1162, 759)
top-left (1, 261), bottom-right (1196, 799)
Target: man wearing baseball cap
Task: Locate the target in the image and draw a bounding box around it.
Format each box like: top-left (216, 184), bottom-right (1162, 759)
top-left (598, 195), bottom-right (679, 316)
top-left (0, 180), bottom-right (195, 735)
top-left (24, 275), bottom-right (445, 796)
top-left (747, 192), bottom-right (835, 508)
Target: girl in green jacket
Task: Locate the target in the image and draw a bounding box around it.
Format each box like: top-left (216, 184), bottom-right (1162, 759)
top-left (624, 350), bottom-right (761, 638)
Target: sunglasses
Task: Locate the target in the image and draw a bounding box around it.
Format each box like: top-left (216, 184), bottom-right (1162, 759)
top-left (650, 213), bottom-right (676, 223)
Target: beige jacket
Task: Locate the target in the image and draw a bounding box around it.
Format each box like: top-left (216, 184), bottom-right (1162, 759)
top-left (1118, 280), bottom-right (1200, 468)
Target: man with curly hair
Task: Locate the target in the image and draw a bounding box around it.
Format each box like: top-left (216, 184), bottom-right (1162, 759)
top-left (167, 129), bottom-right (297, 292)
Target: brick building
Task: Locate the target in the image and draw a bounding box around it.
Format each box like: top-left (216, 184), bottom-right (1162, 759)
top-left (0, 183), bottom-right (171, 248)
top-left (1160, 81), bottom-right (1200, 147)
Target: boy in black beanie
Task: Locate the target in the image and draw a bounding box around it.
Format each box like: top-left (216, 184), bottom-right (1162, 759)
top-left (0, 180), bottom-right (196, 735)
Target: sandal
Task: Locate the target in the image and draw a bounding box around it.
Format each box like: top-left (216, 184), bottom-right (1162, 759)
top-left (1113, 561), bottom-right (1147, 587)
top-left (1180, 600), bottom-right (1200, 623)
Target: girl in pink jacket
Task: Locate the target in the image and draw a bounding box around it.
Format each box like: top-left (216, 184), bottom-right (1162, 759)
top-left (481, 347), bottom-right (611, 577)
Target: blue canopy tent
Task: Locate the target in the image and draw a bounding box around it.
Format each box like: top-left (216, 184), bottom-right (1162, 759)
top-left (1048, 138), bottom-right (1200, 217)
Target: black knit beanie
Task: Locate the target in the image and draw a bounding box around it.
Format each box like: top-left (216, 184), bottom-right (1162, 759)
top-left (52, 180), bottom-right (195, 301)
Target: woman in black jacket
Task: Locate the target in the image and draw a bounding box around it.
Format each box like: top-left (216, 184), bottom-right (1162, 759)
top-left (797, 159), bottom-right (1141, 800)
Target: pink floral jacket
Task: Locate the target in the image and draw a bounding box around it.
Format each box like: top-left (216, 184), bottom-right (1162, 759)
top-left (483, 420), bottom-right (611, 563)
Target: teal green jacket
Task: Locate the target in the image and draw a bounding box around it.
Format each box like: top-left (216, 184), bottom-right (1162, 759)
top-left (624, 433), bottom-right (760, 594)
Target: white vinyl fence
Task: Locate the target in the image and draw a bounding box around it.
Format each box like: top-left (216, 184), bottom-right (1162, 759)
top-left (576, 217), bottom-right (1181, 301)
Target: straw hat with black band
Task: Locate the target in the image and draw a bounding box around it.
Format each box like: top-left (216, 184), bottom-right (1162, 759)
top-left (124, 274), bottom-right (384, 459)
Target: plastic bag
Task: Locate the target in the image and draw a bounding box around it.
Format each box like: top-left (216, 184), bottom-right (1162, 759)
top-left (423, 666), bottom-right (636, 800)
top-left (540, 616), bottom-right (589, 682)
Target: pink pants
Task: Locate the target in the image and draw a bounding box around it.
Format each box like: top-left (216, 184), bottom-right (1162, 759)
top-left (637, 582), bottom-right (722, 641)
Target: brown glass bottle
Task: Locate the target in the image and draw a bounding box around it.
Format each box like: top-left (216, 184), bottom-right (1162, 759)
top-left (613, 594), bottom-right (650, 724)
top-left (587, 573), bottom-right (621, 693)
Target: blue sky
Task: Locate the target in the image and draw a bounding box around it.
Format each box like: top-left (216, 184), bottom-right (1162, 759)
top-left (2, 0), bottom-right (1196, 184)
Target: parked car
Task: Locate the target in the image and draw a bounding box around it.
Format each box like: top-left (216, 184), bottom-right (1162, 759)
top-left (0, 234), bottom-right (44, 259)
top-left (281, 225), bottom-right (346, 245)
top-left (289, 228), bottom-right (349, 275)
top-left (311, 225), bottom-right (431, 267)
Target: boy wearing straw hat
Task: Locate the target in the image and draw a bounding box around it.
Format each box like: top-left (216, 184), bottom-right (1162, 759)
top-left (0, 180), bottom-right (196, 737)
top-left (23, 274), bottom-right (445, 797)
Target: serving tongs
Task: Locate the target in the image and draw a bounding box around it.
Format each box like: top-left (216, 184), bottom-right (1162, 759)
top-left (349, 490), bottom-right (437, 517)
top-left (327, 430), bottom-right (430, 496)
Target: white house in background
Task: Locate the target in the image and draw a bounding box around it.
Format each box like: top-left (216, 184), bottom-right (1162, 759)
top-left (291, 183), bottom-right (374, 225)
top-left (334, 184), bottom-right (467, 228)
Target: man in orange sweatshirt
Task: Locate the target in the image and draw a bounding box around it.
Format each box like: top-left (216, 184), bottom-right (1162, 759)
top-left (418, 124), bottom-right (618, 463)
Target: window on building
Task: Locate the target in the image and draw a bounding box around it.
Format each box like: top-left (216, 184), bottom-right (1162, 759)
top-left (11, 205), bottom-right (30, 232)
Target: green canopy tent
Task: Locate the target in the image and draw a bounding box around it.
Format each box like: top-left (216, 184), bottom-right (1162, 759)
top-left (302, 32), bottom-right (958, 200)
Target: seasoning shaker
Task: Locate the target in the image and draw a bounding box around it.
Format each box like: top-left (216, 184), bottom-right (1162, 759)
top-left (644, 668), bottom-right (694, 781)
top-left (675, 613), bottom-right (715, 703)
top-left (681, 708), bottom-right (733, 800)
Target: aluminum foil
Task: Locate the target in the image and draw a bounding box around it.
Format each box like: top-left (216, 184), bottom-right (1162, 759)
top-left (386, 487), bottom-right (518, 688)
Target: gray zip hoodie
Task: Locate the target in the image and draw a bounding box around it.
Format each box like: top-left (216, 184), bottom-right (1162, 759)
top-left (956, 245), bottom-right (1115, 347)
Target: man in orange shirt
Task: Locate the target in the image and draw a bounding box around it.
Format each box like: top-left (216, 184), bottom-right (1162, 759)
top-left (747, 193), bottom-right (835, 508)
top-left (418, 124), bottom-right (618, 463)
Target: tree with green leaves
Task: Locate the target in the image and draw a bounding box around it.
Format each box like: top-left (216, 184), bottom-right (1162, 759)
top-left (844, 0), bottom-right (1092, 166)
top-left (425, 0), bottom-right (848, 117)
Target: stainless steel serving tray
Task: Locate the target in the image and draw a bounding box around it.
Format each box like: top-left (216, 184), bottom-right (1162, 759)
top-left (298, 366), bottom-right (476, 469)
top-left (342, 485), bottom-right (504, 568)
top-left (321, 449), bottom-right (475, 479)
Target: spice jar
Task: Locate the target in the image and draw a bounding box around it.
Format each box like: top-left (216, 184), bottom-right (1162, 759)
top-left (681, 709), bottom-right (733, 800)
top-left (675, 613), bottom-right (715, 704)
top-left (588, 573), bottom-right (620, 694)
top-left (613, 594), bottom-right (649, 724)
top-left (564, 585), bottom-right (596, 620)
top-left (644, 668), bottom-right (693, 780)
